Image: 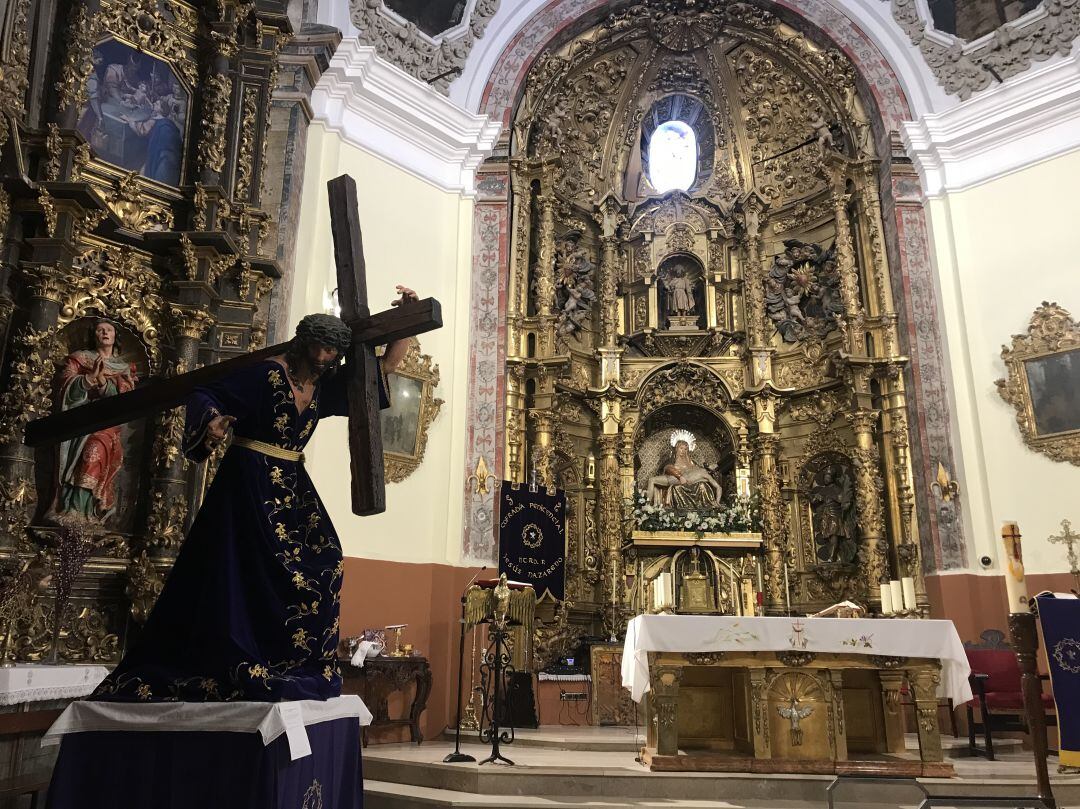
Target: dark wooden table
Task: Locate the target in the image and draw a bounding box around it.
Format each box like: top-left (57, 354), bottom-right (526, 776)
top-left (340, 655), bottom-right (432, 747)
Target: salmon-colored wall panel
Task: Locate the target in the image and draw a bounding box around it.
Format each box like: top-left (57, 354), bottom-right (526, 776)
top-left (340, 558), bottom-right (482, 743)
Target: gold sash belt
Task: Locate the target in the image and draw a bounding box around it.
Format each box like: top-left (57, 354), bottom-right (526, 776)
top-left (233, 436), bottom-right (305, 463)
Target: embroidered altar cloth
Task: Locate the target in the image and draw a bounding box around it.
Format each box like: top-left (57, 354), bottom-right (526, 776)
top-left (621, 614), bottom-right (972, 704)
top-left (0, 664), bottom-right (109, 706)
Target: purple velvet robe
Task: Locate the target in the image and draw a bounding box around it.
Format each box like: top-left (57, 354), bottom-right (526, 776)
top-left (94, 359), bottom-right (386, 702)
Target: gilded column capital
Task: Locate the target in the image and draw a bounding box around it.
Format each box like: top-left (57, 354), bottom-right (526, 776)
top-left (22, 263), bottom-right (71, 303)
top-left (170, 305), bottom-right (215, 341)
top-left (846, 409), bottom-right (879, 436)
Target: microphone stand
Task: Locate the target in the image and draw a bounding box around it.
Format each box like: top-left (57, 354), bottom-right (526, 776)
top-left (445, 567), bottom-right (485, 763)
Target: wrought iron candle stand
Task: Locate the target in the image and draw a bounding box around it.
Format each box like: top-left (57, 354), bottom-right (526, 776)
top-left (477, 620), bottom-right (515, 766)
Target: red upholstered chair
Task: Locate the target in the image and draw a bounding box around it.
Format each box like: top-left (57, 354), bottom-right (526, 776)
top-left (965, 648), bottom-right (1055, 760)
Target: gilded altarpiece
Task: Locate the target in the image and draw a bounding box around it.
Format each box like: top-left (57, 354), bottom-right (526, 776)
top-left (0, 0), bottom-right (290, 664)
top-left (501, 1), bottom-right (928, 664)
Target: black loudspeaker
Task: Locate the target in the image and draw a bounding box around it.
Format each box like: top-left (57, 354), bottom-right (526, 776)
top-left (500, 672), bottom-right (538, 729)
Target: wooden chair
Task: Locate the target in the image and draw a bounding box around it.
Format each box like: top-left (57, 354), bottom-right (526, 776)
top-left (965, 648), bottom-right (1055, 760)
top-left (0, 772), bottom-right (51, 809)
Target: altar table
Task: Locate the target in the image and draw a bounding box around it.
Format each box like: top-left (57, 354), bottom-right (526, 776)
top-left (43, 696), bottom-right (372, 809)
top-left (622, 615), bottom-right (971, 776)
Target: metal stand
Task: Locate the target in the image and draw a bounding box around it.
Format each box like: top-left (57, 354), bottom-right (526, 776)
top-left (1009, 610), bottom-right (1057, 809)
top-left (478, 622), bottom-right (515, 766)
top-left (443, 596), bottom-right (476, 764)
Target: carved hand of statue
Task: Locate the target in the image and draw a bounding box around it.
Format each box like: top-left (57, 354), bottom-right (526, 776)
top-left (206, 414), bottom-right (236, 446)
top-left (87, 356), bottom-right (109, 390)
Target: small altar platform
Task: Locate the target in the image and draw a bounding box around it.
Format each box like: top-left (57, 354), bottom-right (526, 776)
top-left (622, 614), bottom-right (972, 776)
top-left (43, 695), bottom-right (372, 809)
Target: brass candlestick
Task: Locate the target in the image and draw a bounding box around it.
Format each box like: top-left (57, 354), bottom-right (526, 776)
top-left (386, 624), bottom-right (407, 657)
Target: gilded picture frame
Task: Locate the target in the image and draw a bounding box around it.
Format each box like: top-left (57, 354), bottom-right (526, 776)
top-left (381, 338), bottom-right (443, 483)
top-left (996, 302), bottom-right (1080, 466)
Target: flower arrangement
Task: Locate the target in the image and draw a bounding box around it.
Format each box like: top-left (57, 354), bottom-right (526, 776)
top-left (629, 491), bottom-right (762, 534)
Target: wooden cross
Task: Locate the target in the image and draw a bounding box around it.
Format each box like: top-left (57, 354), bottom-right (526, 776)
top-left (1049, 519), bottom-right (1080, 592)
top-left (24, 174), bottom-right (442, 516)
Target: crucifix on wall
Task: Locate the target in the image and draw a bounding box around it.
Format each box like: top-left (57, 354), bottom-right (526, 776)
top-left (1048, 519), bottom-right (1080, 593)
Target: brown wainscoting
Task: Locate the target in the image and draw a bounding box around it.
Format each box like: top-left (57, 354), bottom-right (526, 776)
top-left (924, 572), bottom-right (1076, 644)
top-left (340, 558), bottom-right (483, 744)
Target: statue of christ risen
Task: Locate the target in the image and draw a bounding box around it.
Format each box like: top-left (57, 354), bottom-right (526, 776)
top-left (23, 175), bottom-right (442, 701)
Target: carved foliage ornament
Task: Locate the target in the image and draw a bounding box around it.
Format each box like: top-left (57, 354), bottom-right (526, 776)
top-left (382, 338), bottom-right (443, 483)
top-left (996, 302), bottom-right (1080, 466)
top-left (349, 0), bottom-right (501, 93)
top-left (887, 0), bottom-right (1079, 101)
top-left (637, 361), bottom-right (732, 418)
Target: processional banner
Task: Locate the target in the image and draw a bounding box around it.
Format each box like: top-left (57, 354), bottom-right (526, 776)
top-left (498, 483), bottom-right (566, 602)
top-left (1038, 593), bottom-right (1080, 768)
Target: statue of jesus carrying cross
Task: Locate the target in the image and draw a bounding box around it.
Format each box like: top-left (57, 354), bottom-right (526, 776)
top-left (23, 176), bottom-right (442, 702)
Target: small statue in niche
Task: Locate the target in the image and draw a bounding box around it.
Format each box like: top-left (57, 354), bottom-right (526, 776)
top-left (809, 463), bottom-right (857, 564)
top-left (664, 266), bottom-right (696, 316)
top-left (764, 240), bottom-right (844, 343)
top-left (49, 319), bottom-right (138, 524)
top-left (552, 232), bottom-right (596, 338)
top-left (647, 429), bottom-right (723, 509)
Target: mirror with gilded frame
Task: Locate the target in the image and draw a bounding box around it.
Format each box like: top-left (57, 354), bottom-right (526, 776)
top-left (996, 302), bottom-right (1080, 466)
top-left (381, 337), bottom-right (443, 482)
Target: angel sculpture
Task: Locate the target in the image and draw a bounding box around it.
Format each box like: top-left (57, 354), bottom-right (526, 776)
top-left (777, 696), bottom-right (814, 746)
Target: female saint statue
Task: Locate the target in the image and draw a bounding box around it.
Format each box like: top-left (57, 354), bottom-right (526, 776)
top-left (51, 319), bottom-right (138, 523)
top-left (647, 430), bottom-right (722, 509)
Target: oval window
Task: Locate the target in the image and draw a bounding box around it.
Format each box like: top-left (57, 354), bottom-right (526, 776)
top-left (649, 120), bottom-right (697, 193)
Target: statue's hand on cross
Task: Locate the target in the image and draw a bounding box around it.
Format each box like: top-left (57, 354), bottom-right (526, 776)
top-left (384, 286), bottom-right (419, 373)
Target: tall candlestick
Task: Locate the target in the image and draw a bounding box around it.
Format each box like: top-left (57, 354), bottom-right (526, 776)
top-left (612, 557), bottom-right (618, 607)
top-left (889, 580), bottom-right (903, 614)
top-left (1002, 522), bottom-right (1029, 614)
top-left (880, 583), bottom-right (894, 615)
top-left (901, 577), bottom-right (917, 612)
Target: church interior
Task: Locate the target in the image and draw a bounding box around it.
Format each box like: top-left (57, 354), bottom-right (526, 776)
top-left (0, 0), bottom-right (1077, 806)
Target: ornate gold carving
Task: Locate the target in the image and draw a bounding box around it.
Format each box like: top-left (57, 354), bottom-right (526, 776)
top-left (684, 652), bottom-right (723, 665)
top-left (38, 190), bottom-right (57, 238)
top-left (171, 305), bottom-right (214, 341)
top-left (637, 362), bottom-right (732, 416)
top-left (0, 325), bottom-right (58, 441)
top-left (99, 0), bottom-right (197, 87)
top-left (145, 489), bottom-right (189, 549)
top-left (383, 338), bottom-right (443, 483)
top-left (234, 85), bottom-right (260, 201)
top-left (126, 551), bottom-right (164, 624)
top-left (0, 476), bottom-right (34, 542)
top-left (45, 123), bottom-right (63, 182)
top-left (996, 302), bottom-right (1080, 466)
top-left (108, 172), bottom-right (174, 232)
top-left (199, 72), bottom-right (231, 175)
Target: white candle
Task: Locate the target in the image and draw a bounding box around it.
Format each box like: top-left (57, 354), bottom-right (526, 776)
top-left (880, 583), bottom-right (894, 615)
top-left (1002, 522), bottom-right (1029, 613)
top-left (901, 577), bottom-right (917, 611)
top-left (890, 580), bottom-right (903, 613)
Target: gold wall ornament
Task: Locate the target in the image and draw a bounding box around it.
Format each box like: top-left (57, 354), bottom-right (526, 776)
top-left (37, 190), bottom-right (57, 237)
top-left (0, 475), bottom-right (35, 543)
top-left (381, 338), bottom-right (443, 483)
top-left (44, 123), bottom-right (63, 182)
top-left (60, 605), bottom-right (120, 663)
top-left (0, 325), bottom-right (59, 441)
top-left (152, 406), bottom-right (187, 473)
top-left (996, 302), bottom-right (1080, 466)
top-left (96, 0), bottom-right (198, 88)
top-left (107, 173), bottom-right (174, 232)
top-left (234, 85), bottom-right (260, 201)
top-left (467, 455), bottom-right (497, 496)
top-left (125, 551), bottom-right (164, 623)
top-left (199, 72), bottom-right (231, 175)
top-left (144, 489), bottom-right (189, 549)
top-left (54, 2), bottom-right (102, 111)
top-left (931, 462), bottom-right (960, 502)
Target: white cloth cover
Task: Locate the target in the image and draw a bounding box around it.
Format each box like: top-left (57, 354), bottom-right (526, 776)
top-left (43, 695), bottom-right (373, 761)
top-left (621, 614), bottom-right (973, 704)
top-left (0, 665), bottom-right (110, 706)
top-left (349, 641), bottom-right (384, 668)
top-left (537, 673), bottom-right (591, 682)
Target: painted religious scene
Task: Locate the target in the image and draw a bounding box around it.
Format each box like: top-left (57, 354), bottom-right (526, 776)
top-left (76, 38), bottom-right (189, 186)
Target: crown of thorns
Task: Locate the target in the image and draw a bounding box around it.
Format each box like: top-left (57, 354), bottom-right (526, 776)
top-left (294, 314), bottom-right (352, 352)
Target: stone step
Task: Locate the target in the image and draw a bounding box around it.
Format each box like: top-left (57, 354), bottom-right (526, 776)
top-left (363, 780), bottom-right (917, 809)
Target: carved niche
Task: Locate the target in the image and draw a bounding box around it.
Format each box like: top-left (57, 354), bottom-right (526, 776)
top-left (996, 302), bottom-right (1080, 466)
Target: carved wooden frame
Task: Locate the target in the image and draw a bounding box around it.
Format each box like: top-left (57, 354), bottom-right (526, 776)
top-left (996, 302), bottom-right (1080, 467)
top-left (383, 337), bottom-right (443, 483)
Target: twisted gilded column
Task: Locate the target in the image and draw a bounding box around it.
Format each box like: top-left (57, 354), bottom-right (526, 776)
top-left (534, 194), bottom-right (557, 353)
top-left (597, 434), bottom-right (622, 633)
top-left (740, 194), bottom-right (772, 386)
top-left (848, 410), bottom-right (888, 594)
top-left (824, 159), bottom-right (866, 353)
top-left (755, 433), bottom-right (784, 611)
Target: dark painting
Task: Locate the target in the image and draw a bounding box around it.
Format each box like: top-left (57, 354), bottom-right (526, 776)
top-left (1025, 348), bottom-right (1080, 436)
top-left (76, 38), bottom-right (189, 186)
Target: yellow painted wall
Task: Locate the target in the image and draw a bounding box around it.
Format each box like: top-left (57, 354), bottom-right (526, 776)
top-left (288, 123), bottom-right (473, 566)
top-left (929, 148), bottom-right (1080, 575)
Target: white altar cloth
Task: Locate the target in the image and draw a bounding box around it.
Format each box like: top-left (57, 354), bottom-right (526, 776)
top-left (621, 615), bottom-right (972, 704)
top-left (0, 664), bottom-right (110, 706)
top-left (42, 694), bottom-right (372, 761)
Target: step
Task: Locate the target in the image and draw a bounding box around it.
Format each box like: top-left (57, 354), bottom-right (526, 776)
top-left (363, 780), bottom-right (917, 809)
